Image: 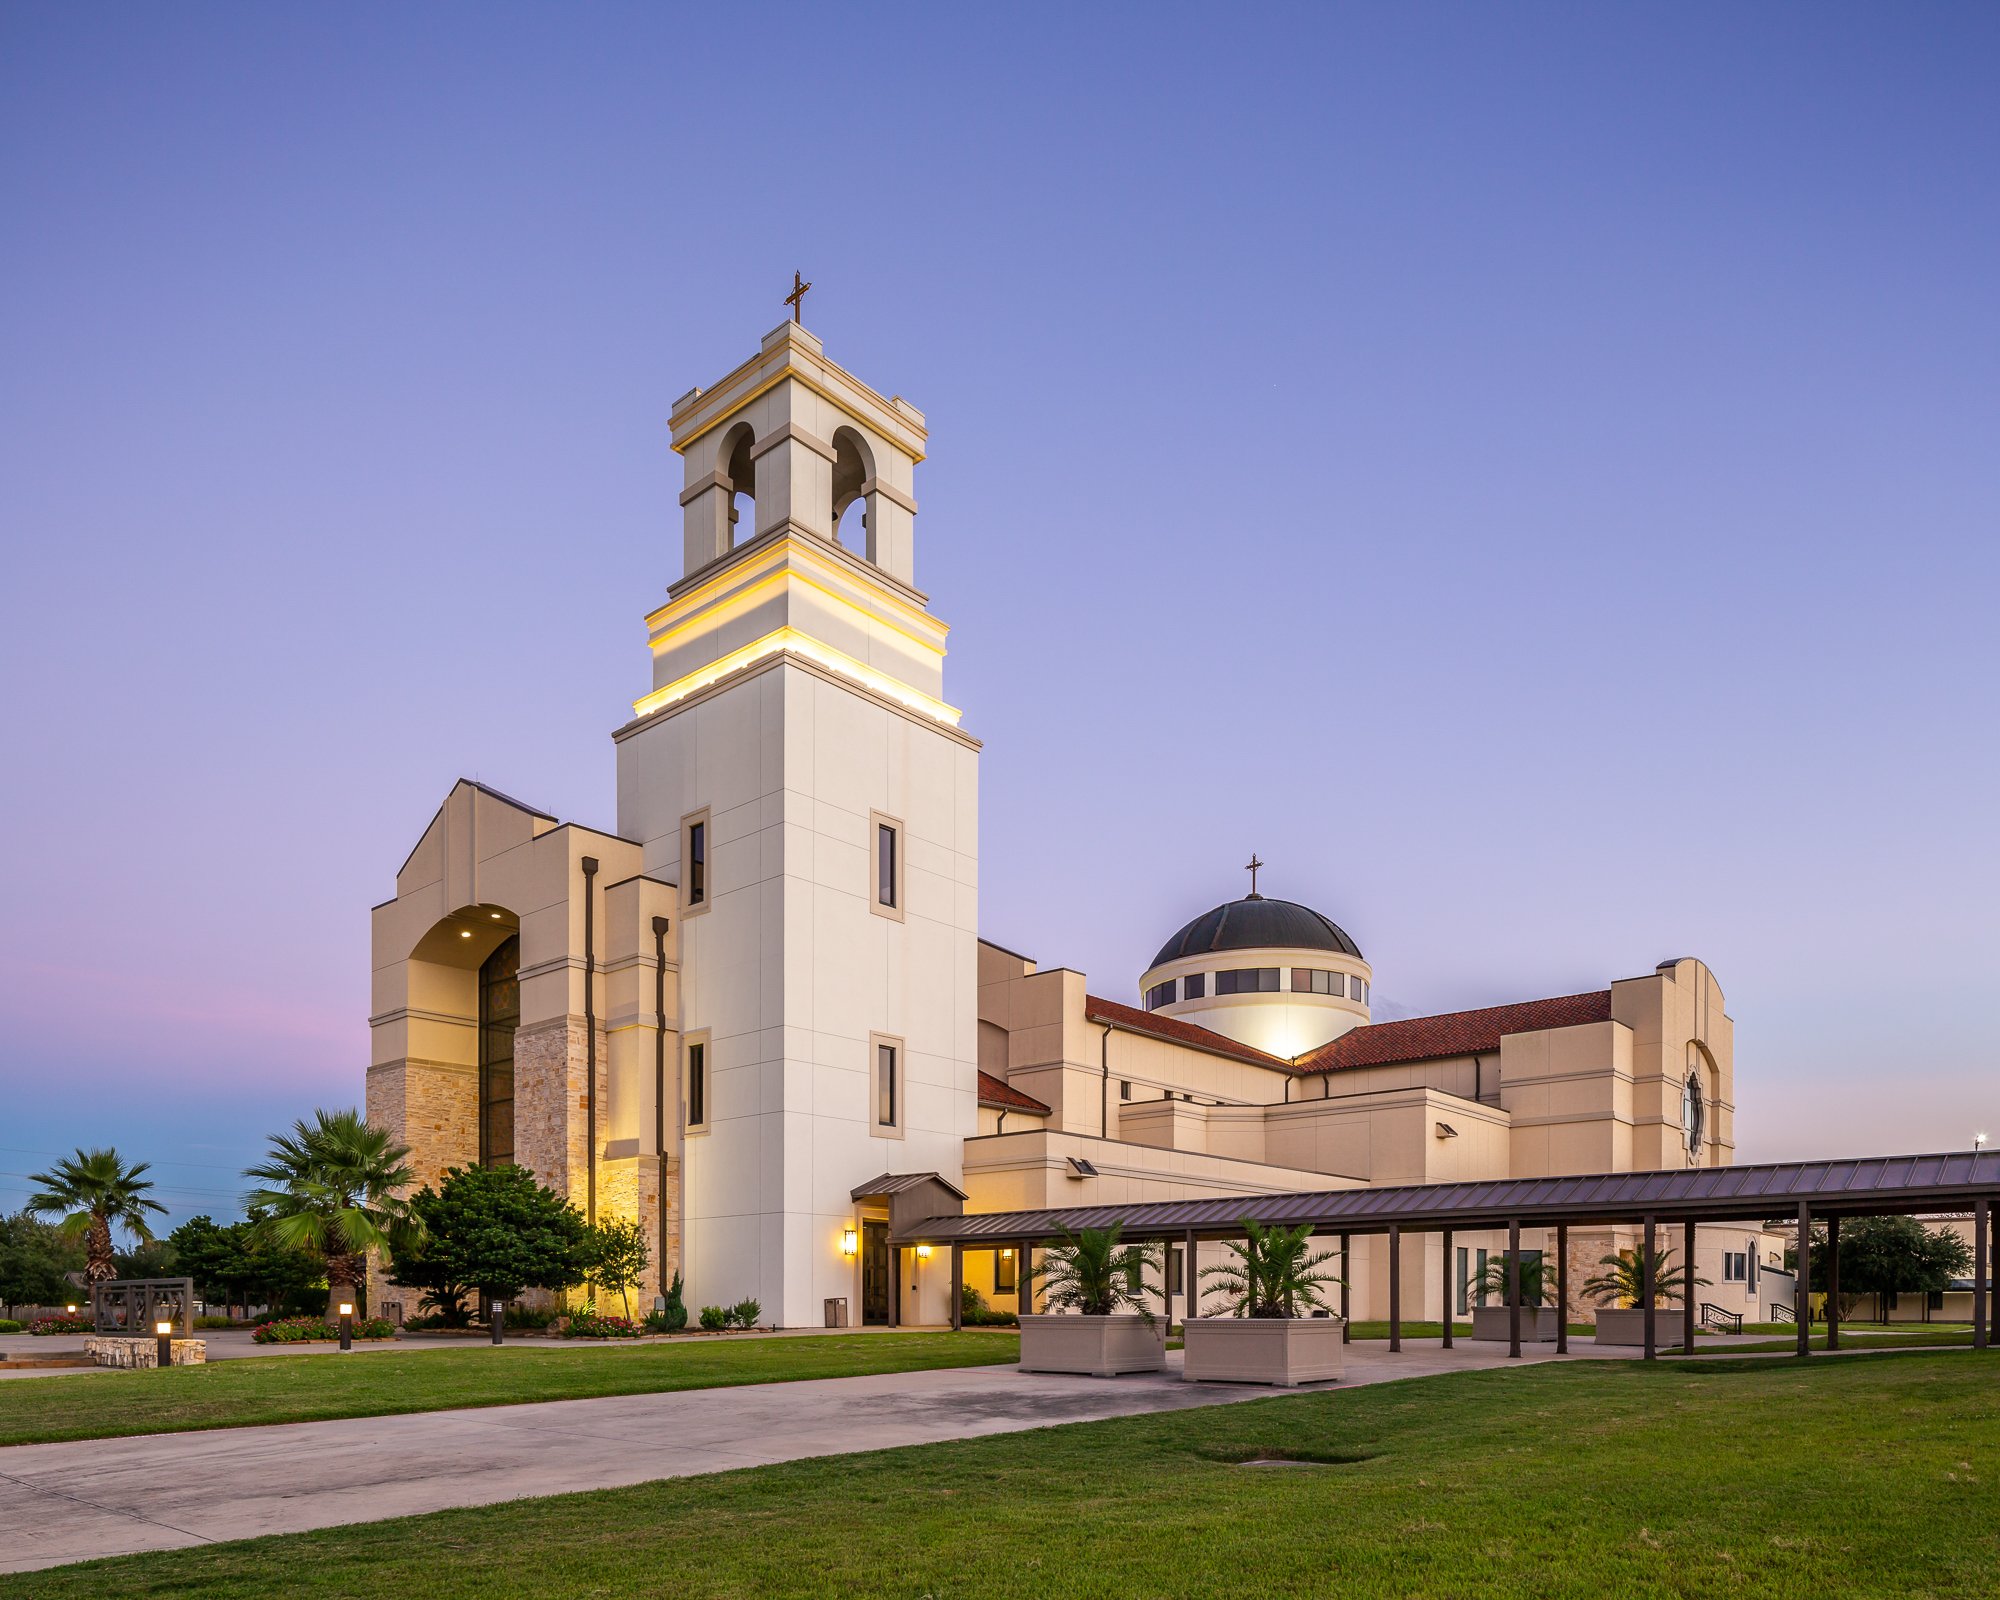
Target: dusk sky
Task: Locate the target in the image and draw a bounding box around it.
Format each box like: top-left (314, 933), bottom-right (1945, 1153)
top-left (3, 4), bottom-right (1995, 1227)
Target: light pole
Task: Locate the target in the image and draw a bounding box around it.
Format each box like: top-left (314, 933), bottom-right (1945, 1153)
top-left (337, 1300), bottom-right (354, 1353)
top-left (155, 1319), bottom-right (173, 1370)
top-left (491, 1299), bottom-right (504, 1346)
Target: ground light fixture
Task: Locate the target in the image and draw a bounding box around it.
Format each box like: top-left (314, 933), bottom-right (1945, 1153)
top-left (491, 1299), bottom-right (504, 1346)
top-left (155, 1319), bottom-right (172, 1370)
top-left (840, 1228), bottom-right (858, 1257)
top-left (337, 1301), bottom-right (354, 1353)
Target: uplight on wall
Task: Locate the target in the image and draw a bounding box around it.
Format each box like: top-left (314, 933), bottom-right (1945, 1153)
top-left (840, 1228), bottom-right (859, 1257)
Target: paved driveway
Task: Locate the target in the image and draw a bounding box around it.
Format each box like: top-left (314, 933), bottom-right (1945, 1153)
top-left (0, 1339), bottom-right (1585, 1573)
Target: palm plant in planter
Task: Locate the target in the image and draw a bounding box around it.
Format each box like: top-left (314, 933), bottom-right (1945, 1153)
top-left (1464, 1251), bottom-right (1562, 1342)
top-left (1017, 1224), bottom-right (1165, 1377)
top-left (1184, 1219), bottom-right (1347, 1387)
top-left (1583, 1244), bottom-right (1710, 1345)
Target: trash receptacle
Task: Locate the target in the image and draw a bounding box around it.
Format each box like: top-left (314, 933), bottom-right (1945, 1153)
top-left (824, 1297), bottom-right (849, 1328)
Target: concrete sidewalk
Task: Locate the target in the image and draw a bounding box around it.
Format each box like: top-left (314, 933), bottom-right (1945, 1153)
top-left (0, 1340), bottom-right (1578, 1574)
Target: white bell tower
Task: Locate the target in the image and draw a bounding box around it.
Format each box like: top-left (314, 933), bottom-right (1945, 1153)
top-left (614, 317), bottom-right (979, 1328)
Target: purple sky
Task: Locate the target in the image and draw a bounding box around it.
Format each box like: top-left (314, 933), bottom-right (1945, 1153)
top-left (3, 4), bottom-right (1995, 1226)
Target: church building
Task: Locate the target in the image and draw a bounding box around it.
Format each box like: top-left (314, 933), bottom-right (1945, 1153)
top-left (366, 320), bottom-right (1753, 1329)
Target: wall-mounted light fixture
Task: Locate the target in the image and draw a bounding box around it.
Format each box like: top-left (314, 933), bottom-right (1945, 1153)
top-left (840, 1228), bottom-right (859, 1257)
top-left (1435, 1122), bottom-right (1460, 1140)
top-left (915, 1243), bottom-right (932, 1261)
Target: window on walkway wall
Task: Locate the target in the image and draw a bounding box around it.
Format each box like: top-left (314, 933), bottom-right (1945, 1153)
top-left (479, 935), bottom-right (520, 1165)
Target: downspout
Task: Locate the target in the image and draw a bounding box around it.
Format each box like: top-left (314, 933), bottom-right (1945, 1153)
top-left (582, 855), bottom-right (599, 1226)
top-left (653, 915), bottom-right (671, 1292)
top-left (1099, 1021), bottom-right (1113, 1138)
top-left (1474, 1055), bottom-right (1483, 1105)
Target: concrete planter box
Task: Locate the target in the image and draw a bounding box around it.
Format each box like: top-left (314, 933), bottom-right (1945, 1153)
top-left (1017, 1313), bottom-right (1165, 1377)
top-left (1470, 1307), bottom-right (1562, 1343)
top-left (1591, 1307), bottom-right (1686, 1347)
top-left (1182, 1316), bottom-right (1345, 1387)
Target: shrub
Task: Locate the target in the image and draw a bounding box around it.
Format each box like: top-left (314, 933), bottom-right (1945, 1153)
top-left (698, 1304), bottom-right (727, 1331)
top-left (505, 1303), bottom-right (557, 1329)
top-left (0, 1318), bottom-right (23, 1333)
top-left (562, 1312), bottom-right (642, 1339)
top-left (649, 1270), bottom-right (688, 1333)
top-left (193, 1315), bottom-right (237, 1330)
top-left (29, 1314), bottom-right (93, 1335)
top-left (251, 1315), bottom-right (395, 1344)
top-left (728, 1298), bottom-right (762, 1329)
top-left (398, 1311), bottom-right (451, 1331)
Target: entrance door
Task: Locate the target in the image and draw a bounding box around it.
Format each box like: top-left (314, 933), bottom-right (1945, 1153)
top-left (861, 1220), bottom-right (891, 1325)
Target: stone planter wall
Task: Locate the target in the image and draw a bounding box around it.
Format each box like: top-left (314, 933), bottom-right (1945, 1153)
top-left (1182, 1316), bottom-right (1345, 1387)
top-left (1591, 1306), bottom-right (1685, 1347)
top-left (1018, 1313), bottom-right (1165, 1377)
top-left (1469, 1306), bottom-right (1562, 1343)
top-left (86, 1337), bottom-right (207, 1368)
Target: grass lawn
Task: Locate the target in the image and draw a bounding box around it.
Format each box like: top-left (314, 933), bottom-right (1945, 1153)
top-left (23, 1350), bottom-right (2000, 1599)
top-left (0, 1331), bottom-right (1018, 1447)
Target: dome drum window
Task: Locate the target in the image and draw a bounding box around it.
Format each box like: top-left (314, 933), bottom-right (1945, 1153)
top-left (1216, 967), bottom-right (1280, 995)
top-left (1144, 980), bottom-right (1177, 1011)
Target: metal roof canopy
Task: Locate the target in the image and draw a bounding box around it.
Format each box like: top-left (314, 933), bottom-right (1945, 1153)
top-left (893, 1149), bottom-right (2000, 1245)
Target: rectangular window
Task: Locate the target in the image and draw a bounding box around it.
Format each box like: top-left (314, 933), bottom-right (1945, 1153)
top-left (686, 1039), bottom-right (707, 1129)
top-left (1292, 969), bottom-right (1311, 993)
top-left (1722, 1252), bottom-right (1746, 1283)
top-left (870, 1033), bottom-right (904, 1136)
top-left (1167, 1246), bottom-right (1183, 1297)
top-left (1475, 1247), bottom-right (1490, 1309)
top-left (1145, 980), bottom-right (1176, 1010)
top-left (1119, 1079), bottom-right (1132, 1101)
top-left (870, 811), bottom-right (905, 921)
top-left (996, 1248), bottom-right (1018, 1294)
top-left (681, 810), bottom-right (711, 915)
top-left (1216, 967), bottom-right (1279, 995)
top-left (1182, 973), bottom-right (1205, 1000)
top-left (1328, 972), bottom-right (1346, 998)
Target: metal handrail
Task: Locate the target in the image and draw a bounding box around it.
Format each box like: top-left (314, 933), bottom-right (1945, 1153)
top-left (1699, 1302), bottom-right (1742, 1335)
top-left (1771, 1301), bottom-right (1795, 1324)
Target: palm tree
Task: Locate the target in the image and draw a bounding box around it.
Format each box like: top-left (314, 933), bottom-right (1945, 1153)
top-left (1581, 1244), bottom-right (1708, 1310)
top-left (25, 1148), bottom-right (167, 1286)
top-left (1465, 1251), bottom-right (1558, 1309)
top-left (1200, 1219), bottom-right (1343, 1319)
top-left (1029, 1224), bottom-right (1160, 1320)
top-left (244, 1109), bottom-right (421, 1313)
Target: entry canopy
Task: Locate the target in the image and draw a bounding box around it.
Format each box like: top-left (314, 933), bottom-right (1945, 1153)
top-left (892, 1149), bottom-right (2000, 1245)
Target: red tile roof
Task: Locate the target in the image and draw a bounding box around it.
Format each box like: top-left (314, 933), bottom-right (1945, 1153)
top-left (977, 1069), bottom-right (1051, 1114)
top-left (1296, 990), bottom-right (1614, 1075)
top-left (1084, 996), bottom-right (1297, 1072)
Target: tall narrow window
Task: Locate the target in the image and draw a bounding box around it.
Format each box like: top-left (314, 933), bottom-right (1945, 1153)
top-left (871, 1033), bottom-right (904, 1135)
top-left (478, 934), bottom-right (519, 1166)
top-left (687, 821), bottom-right (706, 906)
top-left (870, 812), bottom-right (905, 921)
top-left (687, 1040), bottom-right (707, 1129)
top-left (996, 1247), bottom-right (1018, 1294)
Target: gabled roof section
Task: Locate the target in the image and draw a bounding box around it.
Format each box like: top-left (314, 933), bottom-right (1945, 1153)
top-left (1085, 996), bottom-right (1296, 1073)
top-left (850, 1171), bottom-right (970, 1202)
top-left (459, 778), bottom-right (558, 821)
top-left (395, 778), bottom-right (561, 881)
top-left (1297, 990), bottom-right (1614, 1075)
top-left (978, 1070), bottom-right (1051, 1114)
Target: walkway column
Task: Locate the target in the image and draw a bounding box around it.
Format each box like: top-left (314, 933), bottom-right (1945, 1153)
top-left (1388, 1225), bottom-right (1402, 1353)
top-left (950, 1242), bottom-right (963, 1331)
top-left (1184, 1228), bottom-right (1199, 1328)
top-left (1556, 1223), bottom-right (1569, 1354)
top-left (1683, 1218), bottom-right (1698, 1353)
top-left (1795, 1202), bottom-right (1812, 1358)
top-left (1642, 1214), bottom-right (1657, 1362)
top-left (1440, 1227), bottom-right (1454, 1349)
top-left (1826, 1216), bottom-right (1841, 1352)
top-left (1975, 1198), bottom-right (1989, 1352)
top-left (1339, 1231), bottom-right (1351, 1342)
top-left (1507, 1218), bottom-right (1522, 1359)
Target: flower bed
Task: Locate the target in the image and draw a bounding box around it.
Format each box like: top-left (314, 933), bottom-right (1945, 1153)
top-left (252, 1315), bottom-right (396, 1344)
top-left (30, 1314), bottom-right (94, 1336)
top-left (559, 1313), bottom-right (643, 1339)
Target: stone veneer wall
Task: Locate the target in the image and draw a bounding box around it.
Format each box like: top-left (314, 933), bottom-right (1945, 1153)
top-left (88, 1337), bottom-right (206, 1368)
top-left (366, 1057), bottom-right (478, 1317)
top-left (513, 1016), bottom-right (602, 1205)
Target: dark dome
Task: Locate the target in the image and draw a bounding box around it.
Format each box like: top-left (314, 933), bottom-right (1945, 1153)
top-left (1149, 896), bottom-right (1363, 969)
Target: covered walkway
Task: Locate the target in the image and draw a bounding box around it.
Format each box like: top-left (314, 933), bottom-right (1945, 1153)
top-left (907, 1149), bottom-right (2000, 1360)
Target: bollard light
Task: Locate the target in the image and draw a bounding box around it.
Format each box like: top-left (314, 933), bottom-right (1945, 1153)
top-left (155, 1319), bottom-right (173, 1370)
top-left (337, 1301), bottom-right (354, 1353)
top-left (66, 1303), bottom-right (77, 1315)
top-left (491, 1299), bottom-right (504, 1346)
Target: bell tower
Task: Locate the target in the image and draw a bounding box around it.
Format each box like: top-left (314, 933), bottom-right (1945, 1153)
top-left (613, 319), bottom-right (979, 1328)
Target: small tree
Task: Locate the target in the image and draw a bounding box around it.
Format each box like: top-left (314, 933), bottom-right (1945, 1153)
top-left (1786, 1215), bottom-right (1972, 1320)
top-left (1029, 1224), bottom-right (1160, 1320)
top-left (1582, 1244), bottom-right (1708, 1310)
top-left (589, 1217), bottom-right (652, 1319)
top-left (25, 1148), bottom-right (166, 1285)
top-left (1465, 1251), bottom-right (1558, 1309)
top-left (389, 1164), bottom-right (593, 1317)
top-left (1200, 1219), bottom-right (1343, 1319)
top-left (0, 1211), bottom-right (83, 1316)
